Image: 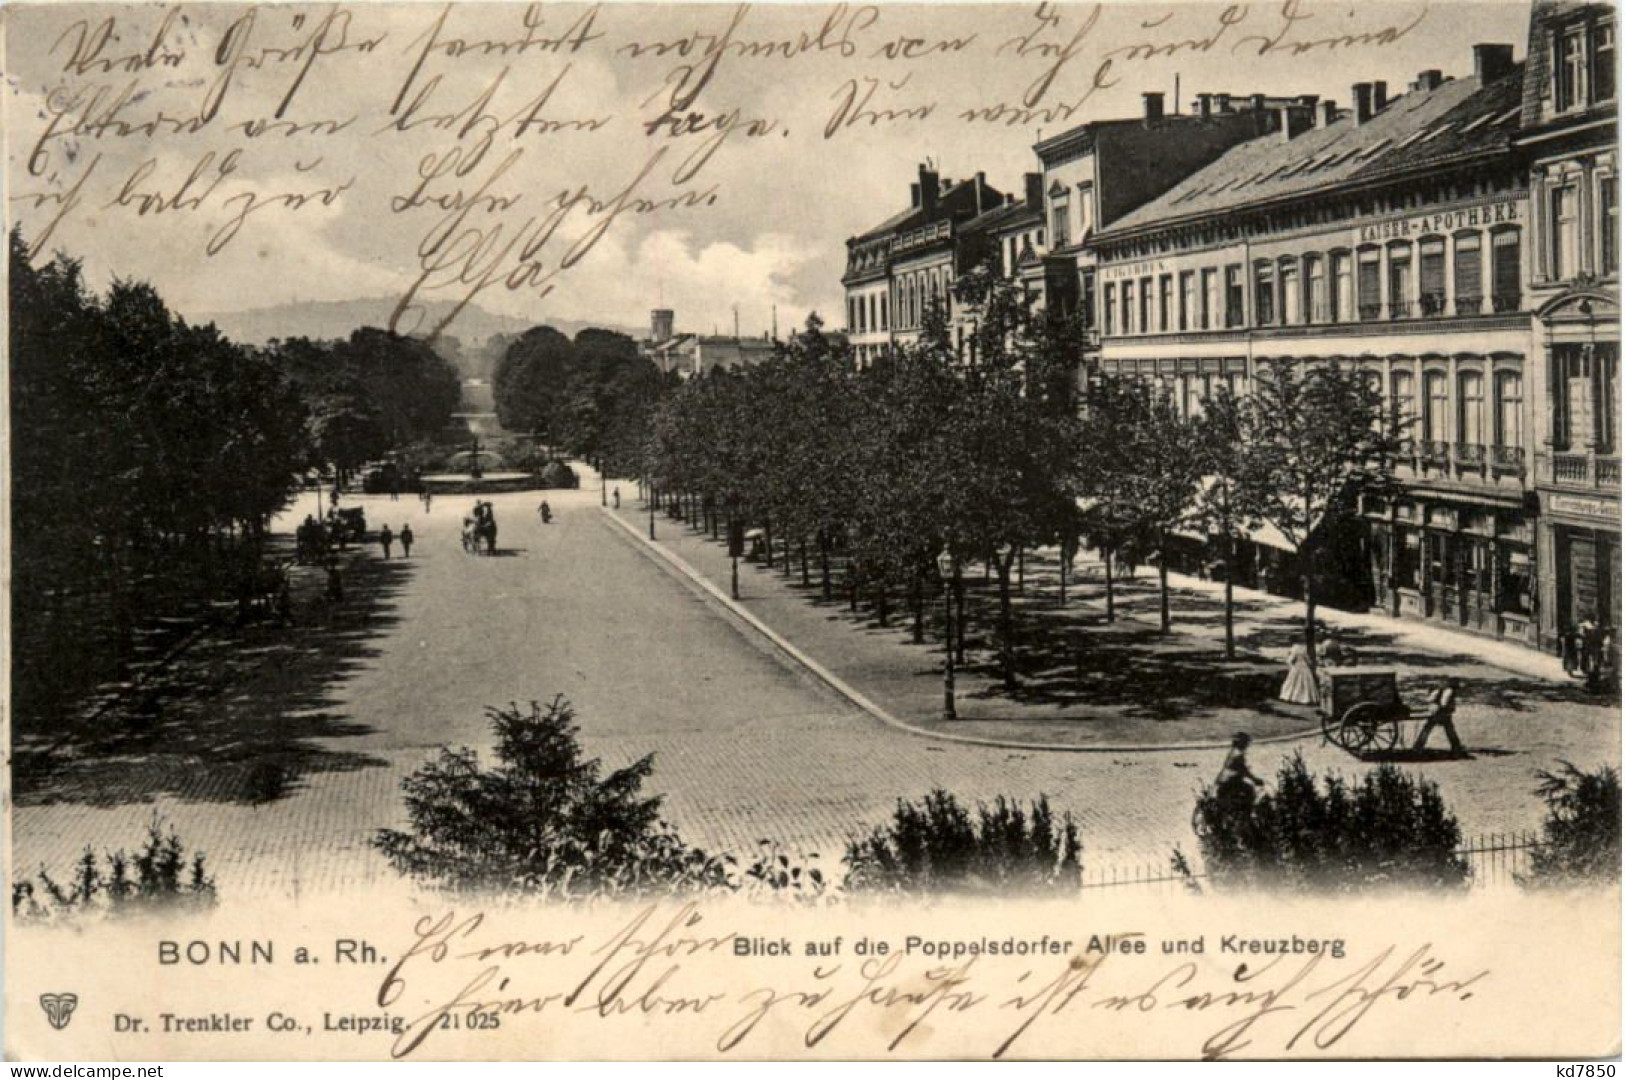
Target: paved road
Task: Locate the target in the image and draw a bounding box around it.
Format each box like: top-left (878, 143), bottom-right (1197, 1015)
top-left (12, 477), bottom-right (1617, 899)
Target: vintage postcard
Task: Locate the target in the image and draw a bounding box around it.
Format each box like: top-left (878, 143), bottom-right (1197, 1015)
top-left (3, 0), bottom-right (1620, 1062)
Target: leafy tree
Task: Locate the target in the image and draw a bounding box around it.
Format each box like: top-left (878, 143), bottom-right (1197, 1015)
top-left (1523, 762), bottom-right (1621, 887)
top-left (1075, 376), bottom-right (1157, 622)
top-left (1118, 383), bottom-right (1204, 633)
top-left (1192, 387), bottom-right (1268, 658)
top-left (1191, 754), bottom-right (1468, 891)
top-left (374, 696), bottom-right (727, 897)
top-left (1241, 359), bottom-right (1398, 660)
top-left (845, 789), bottom-right (1082, 895)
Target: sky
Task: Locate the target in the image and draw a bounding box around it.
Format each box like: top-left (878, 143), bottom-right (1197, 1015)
top-left (4, 0), bottom-right (1535, 342)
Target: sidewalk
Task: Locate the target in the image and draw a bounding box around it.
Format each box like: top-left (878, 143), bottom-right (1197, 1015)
top-left (604, 500), bottom-right (1322, 750)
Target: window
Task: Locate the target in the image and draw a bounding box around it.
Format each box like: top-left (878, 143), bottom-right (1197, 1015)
top-left (1392, 370), bottom-right (1416, 446)
top-left (1602, 175), bottom-right (1618, 275)
top-left (1103, 283), bottom-right (1116, 334)
top-left (1158, 275), bottom-right (1173, 333)
top-left (1458, 371), bottom-right (1484, 447)
top-left (1454, 232), bottom-right (1483, 313)
top-left (1051, 195), bottom-right (1071, 248)
top-left (1598, 22), bottom-right (1616, 103)
top-left (1332, 252), bottom-right (1353, 321)
top-left (1387, 242), bottom-right (1413, 318)
top-left (1492, 229), bottom-right (1521, 310)
top-left (1122, 280), bottom-right (1135, 334)
top-left (1397, 529), bottom-right (1421, 590)
top-left (1553, 183), bottom-right (1580, 279)
top-left (1500, 546), bottom-right (1533, 615)
top-left (1357, 247), bottom-right (1382, 320)
top-left (1253, 261), bottom-right (1275, 325)
top-left (1139, 276), bottom-right (1153, 333)
top-left (869, 295), bottom-right (878, 332)
top-left (1224, 265), bottom-right (1245, 327)
top-left (1202, 268), bottom-right (1219, 329)
top-left (1495, 370), bottom-right (1522, 448)
top-left (1424, 370), bottom-right (1449, 443)
top-left (1306, 256), bottom-right (1326, 322)
top-left (1227, 371), bottom-right (1247, 397)
top-left (1077, 181), bottom-right (1095, 238)
top-left (1179, 271), bottom-right (1195, 331)
top-left (1280, 259), bottom-right (1300, 324)
top-left (848, 298), bottom-right (858, 332)
top-left (1556, 25), bottom-right (1586, 111)
top-left (1080, 271), bottom-right (1097, 330)
top-left (1419, 237), bottom-right (1446, 315)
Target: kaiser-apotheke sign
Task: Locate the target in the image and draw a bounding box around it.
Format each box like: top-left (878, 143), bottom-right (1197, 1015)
top-left (1355, 198), bottom-right (1524, 245)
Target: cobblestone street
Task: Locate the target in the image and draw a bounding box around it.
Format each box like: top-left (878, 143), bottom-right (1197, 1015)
top-left (12, 474), bottom-right (1619, 900)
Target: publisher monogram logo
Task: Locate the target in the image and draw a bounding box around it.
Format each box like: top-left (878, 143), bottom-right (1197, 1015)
top-left (39, 993), bottom-right (79, 1030)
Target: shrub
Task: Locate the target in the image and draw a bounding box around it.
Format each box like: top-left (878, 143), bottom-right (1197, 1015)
top-left (536, 460), bottom-right (579, 489)
top-left (843, 789), bottom-right (1081, 895)
top-left (12, 817), bottom-right (216, 920)
top-left (374, 696), bottom-right (728, 898)
top-left (1523, 762), bottom-right (1621, 887)
top-left (1191, 753), bottom-right (1468, 891)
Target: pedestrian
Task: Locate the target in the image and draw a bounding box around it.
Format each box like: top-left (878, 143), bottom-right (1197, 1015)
top-left (422, 490), bottom-right (433, 513)
top-left (1279, 641), bottom-right (1319, 705)
top-left (1214, 732), bottom-right (1266, 816)
top-left (1413, 677), bottom-right (1466, 755)
top-left (380, 524), bottom-right (394, 559)
top-left (613, 486), bottom-right (621, 509)
top-left (400, 524), bottom-right (414, 558)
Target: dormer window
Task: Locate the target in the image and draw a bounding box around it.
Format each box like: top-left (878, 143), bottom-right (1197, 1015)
top-left (1553, 15), bottom-right (1615, 112)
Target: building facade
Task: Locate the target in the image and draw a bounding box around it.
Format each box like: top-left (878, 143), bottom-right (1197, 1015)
top-left (1520, 0), bottom-right (1620, 647)
top-left (1091, 45), bottom-right (1546, 644)
top-left (841, 166), bottom-right (1004, 367)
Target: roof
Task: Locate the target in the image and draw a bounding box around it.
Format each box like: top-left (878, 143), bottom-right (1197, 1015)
top-left (963, 200), bottom-right (1042, 237)
top-left (854, 205), bottom-right (925, 242)
top-left (1100, 65), bottom-right (1526, 238)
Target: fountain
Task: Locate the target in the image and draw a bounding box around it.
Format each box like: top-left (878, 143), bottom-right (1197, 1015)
top-left (419, 380), bottom-right (551, 494)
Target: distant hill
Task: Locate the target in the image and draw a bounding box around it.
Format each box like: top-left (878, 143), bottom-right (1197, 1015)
top-left (190, 297), bottom-right (645, 376)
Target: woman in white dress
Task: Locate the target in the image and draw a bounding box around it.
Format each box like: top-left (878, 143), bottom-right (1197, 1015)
top-left (1279, 642), bottom-right (1319, 705)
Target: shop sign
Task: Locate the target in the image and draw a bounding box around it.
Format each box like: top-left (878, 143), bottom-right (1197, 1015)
top-left (1549, 493), bottom-right (1620, 522)
top-left (1101, 258), bottom-right (1170, 281)
top-left (1354, 198), bottom-right (1522, 245)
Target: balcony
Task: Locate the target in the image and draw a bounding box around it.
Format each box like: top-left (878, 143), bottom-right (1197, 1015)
top-left (1455, 294), bottom-right (1483, 316)
top-left (1358, 303), bottom-right (1383, 322)
top-left (1419, 293), bottom-right (1448, 317)
top-left (1453, 442), bottom-right (1486, 467)
top-left (1490, 291), bottom-right (1522, 313)
top-left (1490, 445), bottom-right (1527, 476)
top-left (1388, 300), bottom-right (1413, 319)
top-left (1421, 440), bottom-right (1451, 467)
top-left (1536, 450), bottom-right (1624, 489)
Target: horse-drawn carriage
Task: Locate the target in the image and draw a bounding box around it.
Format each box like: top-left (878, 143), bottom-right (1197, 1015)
top-left (1318, 668), bottom-right (1411, 754)
top-left (334, 507), bottom-right (368, 544)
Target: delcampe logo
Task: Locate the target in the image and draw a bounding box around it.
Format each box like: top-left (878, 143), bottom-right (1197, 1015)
top-left (39, 993), bottom-right (79, 1030)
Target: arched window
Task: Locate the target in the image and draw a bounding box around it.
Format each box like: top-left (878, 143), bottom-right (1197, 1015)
top-left (1253, 260), bottom-right (1275, 324)
top-left (1458, 370), bottom-right (1484, 447)
top-left (1305, 255), bottom-right (1326, 323)
top-left (1495, 369), bottom-right (1523, 448)
top-left (1423, 370), bottom-right (1449, 443)
top-left (1419, 237), bottom-right (1447, 315)
top-left (1453, 232), bottom-right (1483, 314)
top-left (1491, 227), bottom-right (1522, 311)
top-left (1278, 257), bottom-right (1300, 325)
top-left (1386, 241), bottom-right (1413, 318)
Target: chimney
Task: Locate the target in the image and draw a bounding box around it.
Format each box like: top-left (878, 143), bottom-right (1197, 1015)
top-left (1279, 105), bottom-right (1297, 141)
top-left (1372, 80), bottom-right (1388, 113)
top-left (1319, 98), bottom-right (1339, 127)
top-left (1473, 43), bottom-right (1515, 83)
top-left (1416, 68), bottom-right (1444, 91)
top-left (1216, 92), bottom-right (1233, 113)
top-left (974, 171), bottom-right (987, 214)
top-left (651, 309), bottom-right (674, 342)
top-left (1142, 91), bottom-right (1165, 120)
top-left (1249, 92), bottom-right (1267, 112)
top-left (910, 182), bottom-right (922, 208)
top-left (1024, 172), bottom-right (1043, 211)
top-left (1352, 82), bottom-right (1374, 124)
top-left (1197, 92), bottom-right (1213, 119)
top-left (919, 163), bottom-right (940, 211)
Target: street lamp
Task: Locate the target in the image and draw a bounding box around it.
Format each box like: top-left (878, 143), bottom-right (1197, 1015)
top-left (936, 547), bottom-right (957, 721)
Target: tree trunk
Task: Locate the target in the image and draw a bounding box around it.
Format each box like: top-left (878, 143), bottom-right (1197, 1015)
top-left (783, 534), bottom-right (793, 578)
top-left (848, 563), bottom-right (859, 613)
top-left (911, 571), bottom-right (924, 644)
top-left (1104, 545), bottom-right (1116, 623)
top-left (800, 542), bottom-right (810, 586)
top-left (1302, 542), bottom-right (1318, 670)
top-left (1158, 530), bottom-right (1171, 633)
top-left (1059, 547), bottom-right (1068, 606)
top-left (997, 553), bottom-right (1017, 691)
top-left (820, 537), bottom-right (832, 601)
top-left (765, 518), bottom-right (774, 568)
top-left (875, 583), bottom-right (889, 626)
top-left (955, 573), bottom-right (966, 663)
top-left (1223, 532), bottom-right (1237, 660)
top-left (1017, 547), bottom-right (1025, 594)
